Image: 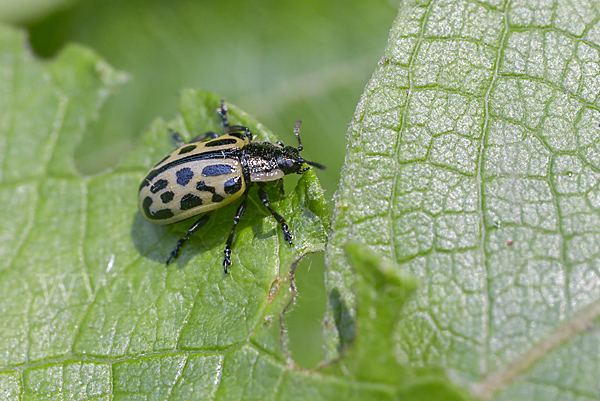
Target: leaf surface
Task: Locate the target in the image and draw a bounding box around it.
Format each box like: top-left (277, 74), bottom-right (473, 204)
top-left (325, 1), bottom-right (600, 400)
top-left (0, 25), bottom-right (336, 399)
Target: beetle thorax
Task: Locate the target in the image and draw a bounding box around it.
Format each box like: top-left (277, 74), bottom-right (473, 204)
top-left (242, 142), bottom-right (282, 182)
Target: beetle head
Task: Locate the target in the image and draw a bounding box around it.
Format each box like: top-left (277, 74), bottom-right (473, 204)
top-left (276, 120), bottom-right (326, 174)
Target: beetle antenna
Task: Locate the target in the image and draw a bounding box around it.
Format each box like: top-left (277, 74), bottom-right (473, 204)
top-left (303, 160), bottom-right (326, 170)
top-left (294, 121), bottom-right (325, 170)
top-left (294, 120), bottom-right (303, 151)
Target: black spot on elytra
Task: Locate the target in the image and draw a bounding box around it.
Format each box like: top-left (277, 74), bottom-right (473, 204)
top-left (178, 145), bottom-right (197, 154)
top-left (139, 179), bottom-right (150, 191)
top-left (150, 179), bottom-right (168, 194)
top-left (224, 177), bottom-right (242, 194)
top-left (141, 148), bottom-right (239, 185)
top-left (202, 164), bottom-right (234, 177)
top-left (197, 181), bottom-right (225, 203)
top-left (196, 181), bottom-right (210, 191)
top-left (176, 168), bottom-right (194, 186)
top-left (180, 193), bottom-right (202, 210)
top-left (142, 196), bottom-right (174, 220)
top-left (205, 138), bottom-right (238, 147)
top-left (160, 191), bottom-right (174, 204)
top-left (154, 209), bottom-right (175, 219)
top-left (142, 196), bottom-right (152, 217)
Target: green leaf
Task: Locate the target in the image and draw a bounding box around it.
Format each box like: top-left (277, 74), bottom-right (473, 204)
top-left (0, 20), bottom-right (469, 400)
top-left (22, 0), bottom-right (400, 369)
top-left (326, 0), bottom-right (600, 400)
top-left (6, 0), bottom-right (600, 397)
top-left (0, 24), bottom-right (337, 399)
top-left (0, 0), bottom-right (75, 23)
top-left (315, 244), bottom-right (471, 401)
top-left (3, 21), bottom-right (464, 400)
top-left (0, 22), bottom-right (127, 396)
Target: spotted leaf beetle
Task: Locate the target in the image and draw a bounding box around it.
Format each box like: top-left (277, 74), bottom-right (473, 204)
top-left (138, 100), bottom-right (325, 273)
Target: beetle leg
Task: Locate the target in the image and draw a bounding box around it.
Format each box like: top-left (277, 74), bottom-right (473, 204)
top-left (227, 125), bottom-right (250, 134)
top-left (169, 128), bottom-right (186, 147)
top-left (257, 183), bottom-right (293, 246)
top-left (190, 131), bottom-right (219, 143)
top-left (217, 99), bottom-right (230, 130)
top-left (169, 128), bottom-right (219, 145)
top-left (223, 192), bottom-right (249, 273)
top-left (166, 213), bottom-right (212, 265)
top-left (217, 100), bottom-right (253, 139)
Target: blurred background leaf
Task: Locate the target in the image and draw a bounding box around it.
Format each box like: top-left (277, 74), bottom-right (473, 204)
top-left (4, 0), bottom-right (399, 369)
top-left (0, 0), bottom-right (75, 23)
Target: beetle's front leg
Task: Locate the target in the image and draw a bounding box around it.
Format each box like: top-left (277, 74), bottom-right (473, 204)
top-left (217, 100), bottom-right (252, 139)
top-left (217, 100), bottom-right (245, 134)
top-left (257, 183), bottom-right (293, 245)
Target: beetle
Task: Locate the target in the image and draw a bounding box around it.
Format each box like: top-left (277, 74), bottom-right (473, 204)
top-left (138, 100), bottom-right (325, 273)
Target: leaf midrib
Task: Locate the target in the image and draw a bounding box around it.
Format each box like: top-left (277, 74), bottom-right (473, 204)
top-left (477, 0), bottom-right (510, 381)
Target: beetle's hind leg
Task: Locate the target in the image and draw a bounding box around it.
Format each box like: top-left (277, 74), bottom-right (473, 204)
top-left (257, 183), bottom-right (293, 246)
top-left (223, 192), bottom-right (249, 273)
top-left (169, 128), bottom-right (219, 146)
top-left (166, 213), bottom-right (212, 265)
